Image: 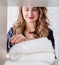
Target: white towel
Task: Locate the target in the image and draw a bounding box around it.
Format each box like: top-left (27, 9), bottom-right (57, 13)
top-left (5, 37), bottom-right (55, 65)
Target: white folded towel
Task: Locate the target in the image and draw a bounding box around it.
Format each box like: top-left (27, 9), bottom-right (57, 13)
top-left (5, 37), bottom-right (55, 65)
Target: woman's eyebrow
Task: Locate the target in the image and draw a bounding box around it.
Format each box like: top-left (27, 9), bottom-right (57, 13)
top-left (32, 7), bottom-right (37, 9)
top-left (23, 7), bottom-right (37, 10)
top-left (24, 7), bottom-right (29, 9)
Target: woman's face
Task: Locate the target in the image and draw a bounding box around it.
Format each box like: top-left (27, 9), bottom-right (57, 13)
top-left (22, 6), bottom-right (39, 23)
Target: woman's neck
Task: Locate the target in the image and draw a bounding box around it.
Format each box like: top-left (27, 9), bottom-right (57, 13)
top-left (26, 22), bottom-right (36, 33)
top-left (25, 22), bottom-right (36, 39)
top-left (25, 31), bottom-right (35, 40)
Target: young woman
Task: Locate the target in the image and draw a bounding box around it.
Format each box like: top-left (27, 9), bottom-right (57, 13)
top-left (7, 6), bottom-right (55, 52)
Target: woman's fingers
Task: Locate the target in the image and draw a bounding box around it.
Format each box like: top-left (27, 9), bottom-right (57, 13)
top-left (15, 36), bottom-right (26, 44)
top-left (15, 38), bottom-right (23, 44)
top-left (10, 35), bottom-right (20, 45)
top-left (10, 35), bottom-right (17, 41)
top-left (10, 34), bottom-right (26, 45)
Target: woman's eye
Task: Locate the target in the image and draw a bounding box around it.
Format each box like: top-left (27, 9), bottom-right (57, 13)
top-left (25, 8), bottom-right (29, 11)
top-left (32, 8), bottom-right (37, 11)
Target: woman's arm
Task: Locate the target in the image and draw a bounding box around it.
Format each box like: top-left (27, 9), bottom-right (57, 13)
top-left (7, 27), bottom-right (26, 53)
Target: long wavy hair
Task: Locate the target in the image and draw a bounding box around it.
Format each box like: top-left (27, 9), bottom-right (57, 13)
top-left (13, 7), bottom-right (49, 38)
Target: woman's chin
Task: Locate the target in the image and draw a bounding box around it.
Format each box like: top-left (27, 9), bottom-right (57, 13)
top-left (26, 21), bottom-right (35, 23)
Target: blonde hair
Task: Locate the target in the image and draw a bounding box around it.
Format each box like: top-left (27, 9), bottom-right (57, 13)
top-left (13, 7), bottom-right (49, 38)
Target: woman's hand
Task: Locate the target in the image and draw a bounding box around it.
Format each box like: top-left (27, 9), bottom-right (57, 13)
top-left (10, 34), bottom-right (26, 45)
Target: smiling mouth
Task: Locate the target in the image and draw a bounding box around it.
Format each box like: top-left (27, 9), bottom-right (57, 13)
top-left (28, 17), bottom-right (34, 19)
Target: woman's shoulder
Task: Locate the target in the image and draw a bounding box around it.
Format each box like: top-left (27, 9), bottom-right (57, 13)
top-left (7, 27), bottom-right (14, 37)
top-left (48, 28), bottom-right (54, 38)
top-left (48, 28), bottom-right (53, 33)
top-left (8, 27), bottom-right (13, 33)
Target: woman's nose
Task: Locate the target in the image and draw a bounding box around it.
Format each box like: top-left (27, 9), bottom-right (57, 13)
top-left (28, 10), bottom-right (33, 16)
